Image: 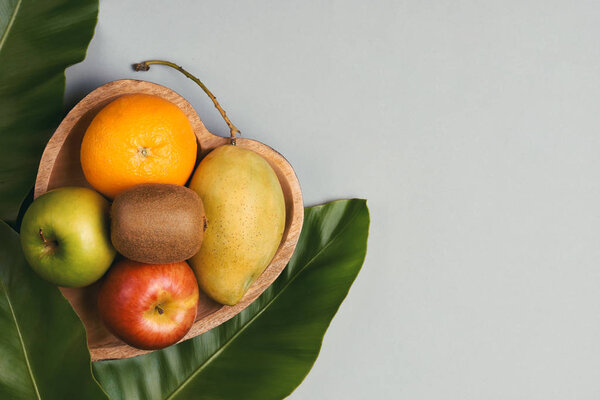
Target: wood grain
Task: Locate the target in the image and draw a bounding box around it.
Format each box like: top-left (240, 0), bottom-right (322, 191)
top-left (34, 80), bottom-right (304, 361)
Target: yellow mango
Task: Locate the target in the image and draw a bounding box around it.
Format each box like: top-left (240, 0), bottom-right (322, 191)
top-left (188, 145), bottom-right (285, 305)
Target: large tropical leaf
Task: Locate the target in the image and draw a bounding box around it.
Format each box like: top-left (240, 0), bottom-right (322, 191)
top-left (0, 220), bottom-right (107, 399)
top-left (0, 0), bottom-right (98, 223)
top-left (93, 199), bottom-right (369, 400)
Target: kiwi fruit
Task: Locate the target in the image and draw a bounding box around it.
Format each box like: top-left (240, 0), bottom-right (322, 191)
top-left (111, 183), bottom-right (206, 264)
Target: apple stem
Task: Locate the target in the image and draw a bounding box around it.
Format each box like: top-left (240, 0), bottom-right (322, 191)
top-left (38, 228), bottom-right (48, 243)
top-left (132, 59), bottom-right (241, 145)
top-left (38, 228), bottom-right (58, 253)
top-left (155, 305), bottom-right (164, 315)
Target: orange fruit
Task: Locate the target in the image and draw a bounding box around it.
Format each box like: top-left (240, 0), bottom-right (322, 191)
top-left (80, 94), bottom-right (197, 198)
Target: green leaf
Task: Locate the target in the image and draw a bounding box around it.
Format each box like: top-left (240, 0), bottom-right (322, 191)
top-left (0, 0), bottom-right (98, 223)
top-left (0, 220), bottom-right (107, 399)
top-left (93, 199), bottom-right (369, 400)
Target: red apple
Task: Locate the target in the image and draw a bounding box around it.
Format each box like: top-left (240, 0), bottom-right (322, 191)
top-left (97, 259), bottom-right (199, 350)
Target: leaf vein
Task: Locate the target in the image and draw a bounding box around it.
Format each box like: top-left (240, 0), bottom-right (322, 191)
top-left (0, 0), bottom-right (23, 56)
top-left (0, 276), bottom-right (42, 400)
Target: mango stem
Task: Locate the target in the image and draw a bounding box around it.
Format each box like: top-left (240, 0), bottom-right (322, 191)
top-left (132, 60), bottom-right (240, 145)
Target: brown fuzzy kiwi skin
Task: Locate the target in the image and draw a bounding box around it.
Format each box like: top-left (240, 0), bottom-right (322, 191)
top-left (110, 183), bottom-right (206, 264)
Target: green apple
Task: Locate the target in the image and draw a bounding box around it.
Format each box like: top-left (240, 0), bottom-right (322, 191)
top-left (20, 187), bottom-right (116, 287)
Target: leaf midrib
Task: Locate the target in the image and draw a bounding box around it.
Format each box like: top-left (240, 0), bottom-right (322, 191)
top-left (0, 276), bottom-right (42, 400)
top-left (164, 205), bottom-right (362, 400)
top-left (0, 0), bottom-right (23, 56)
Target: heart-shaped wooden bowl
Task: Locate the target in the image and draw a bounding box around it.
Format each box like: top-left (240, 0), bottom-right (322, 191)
top-left (34, 79), bottom-right (303, 361)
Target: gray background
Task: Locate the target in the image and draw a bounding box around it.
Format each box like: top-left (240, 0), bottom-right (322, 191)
top-left (65, 1), bottom-right (600, 399)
